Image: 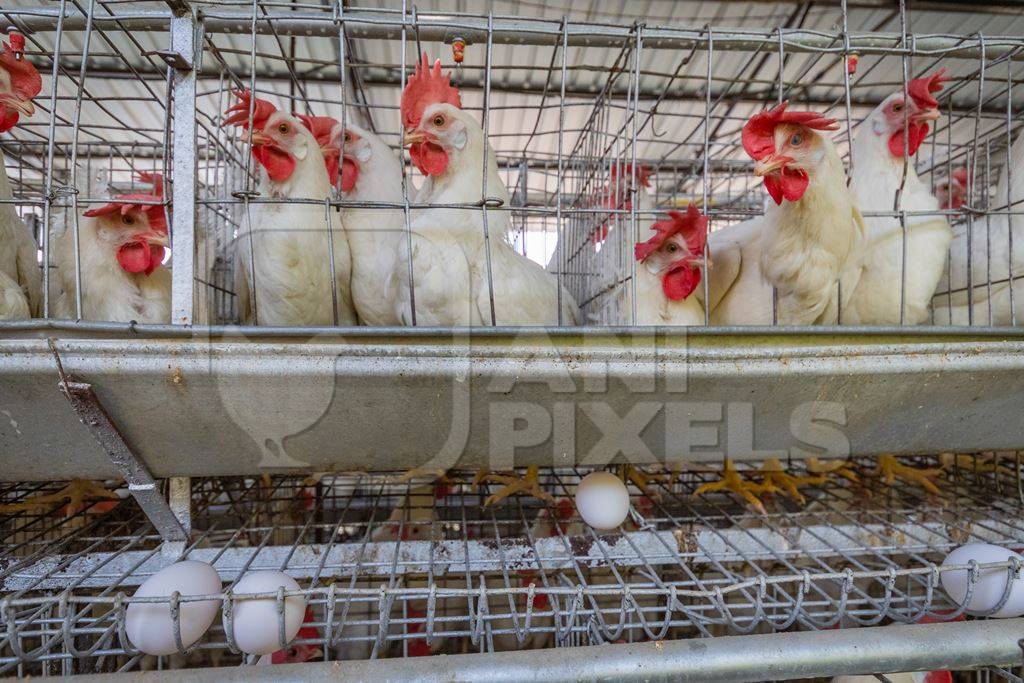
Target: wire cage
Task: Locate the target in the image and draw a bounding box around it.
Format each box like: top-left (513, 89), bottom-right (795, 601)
top-left (2, 455), bottom-right (1024, 678)
top-left (3, 1), bottom-right (1024, 681)
top-left (0, 1), bottom-right (1022, 329)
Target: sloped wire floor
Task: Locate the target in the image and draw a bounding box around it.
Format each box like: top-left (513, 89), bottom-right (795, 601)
top-left (1, 454), bottom-right (1023, 677)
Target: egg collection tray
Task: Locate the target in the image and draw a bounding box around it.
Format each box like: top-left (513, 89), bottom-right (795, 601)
top-left (2, 456), bottom-right (1024, 679)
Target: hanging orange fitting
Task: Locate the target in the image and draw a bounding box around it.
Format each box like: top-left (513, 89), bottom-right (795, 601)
top-left (846, 53), bottom-right (859, 75)
top-left (452, 37), bottom-right (466, 64)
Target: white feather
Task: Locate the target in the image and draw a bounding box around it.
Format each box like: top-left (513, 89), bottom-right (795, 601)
top-left (844, 96), bottom-right (952, 324)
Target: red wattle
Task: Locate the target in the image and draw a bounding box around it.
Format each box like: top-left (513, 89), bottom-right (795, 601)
top-left (341, 157), bottom-right (359, 193)
top-left (252, 145), bottom-right (296, 182)
top-left (116, 241), bottom-right (164, 275)
top-left (888, 123), bottom-right (928, 158)
top-left (661, 264), bottom-right (702, 301)
top-left (410, 141), bottom-right (449, 176)
top-left (0, 109), bottom-right (18, 134)
top-left (325, 156), bottom-right (340, 187)
top-left (764, 168), bottom-right (810, 204)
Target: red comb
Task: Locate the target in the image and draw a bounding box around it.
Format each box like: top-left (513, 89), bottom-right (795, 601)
top-left (908, 69), bottom-right (947, 111)
top-left (83, 174), bottom-right (169, 234)
top-left (634, 205), bottom-right (708, 263)
top-left (223, 89), bottom-right (277, 130)
top-left (296, 114), bottom-right (339, 149)
top-left (951, 167), bottom-right (968, 186)
top-left (0, 32), bottom-right (42, 103)
top-left (400, 53), bottom-right (461, 131)
top-left (610, 163), bottom-right (653, 189)
top-left (741, 101), bottom-right (839, 162)
top-left (136, 171), bottom-right (165, 198)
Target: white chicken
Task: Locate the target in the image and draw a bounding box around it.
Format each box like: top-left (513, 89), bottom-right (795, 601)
top-left (699, 102), bottom-right (865, 325)
top-left (0, 32), bottom-right (42, 319)
top-left (331, 121), bottom-right (407, 326)
top-left (933, 129), bottom-right (1024, 325)
top-left (393, 54), bottom-right (580, 326)
top-left (844, 69), bottom-right (952, 325)
top-left (52, 172), bottom-right (171, 322)
top-left (631, 205), bottom-right (708, 325)
top-left (226, 90), bottom-right (357, 326)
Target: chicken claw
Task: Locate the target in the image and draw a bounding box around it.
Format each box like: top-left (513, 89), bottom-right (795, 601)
top-left (479, 465), bottom-right (555, 507)
top-left (755, 458), bottom-right (825, 505)
top-left (693, 459), bottom-right (767, 514)
top-left (0, 479), bottom-right (120, 516)
top-left (871, 454), bottom-right (944, 495)
top-left (617, 464), bottom-right (672, 499)
top-left (806, 457), bottom-right (860, 483)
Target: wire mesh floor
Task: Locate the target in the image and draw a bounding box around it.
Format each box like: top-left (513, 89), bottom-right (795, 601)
top-left (2, 455), bottom-right (1023, 677)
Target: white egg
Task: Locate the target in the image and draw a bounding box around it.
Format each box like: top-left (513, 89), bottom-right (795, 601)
top-left (230, 571), bottom-right (305, 655)
top-left (575, 471), bottom-right (630, 530)
top-left (125, 560), bottom-right (222, 656)
top-left (941, 543), bottom-right (1024, 618)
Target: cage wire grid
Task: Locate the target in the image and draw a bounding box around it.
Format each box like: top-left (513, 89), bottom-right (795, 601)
top-left (1, 455), bottom-right (1024, 675)
top-left (0, 2), bottom-right (1022, 328)
top-left (3, 1), bottom-right (1024, 680)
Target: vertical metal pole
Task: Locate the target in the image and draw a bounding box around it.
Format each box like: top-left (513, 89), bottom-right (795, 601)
top-left (556, 18), bottom-right (568, 326)
top-left (479, 12), bottom-right (497, 326)
top-left (170, 9), bottom-right (197, 325)
top-left (701, 26), bottom-right (713, 325)
top-left (164, 476), bottom-right (192, 556)
top-left (40, 1), bottom-right (69, 319)
top-left (1006, 55), bottom-right (1016, 326)
top-left (628, 24), bottom-right (643, 327)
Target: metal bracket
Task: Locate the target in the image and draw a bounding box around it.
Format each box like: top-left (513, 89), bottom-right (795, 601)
top-left (141, 49), bottom-right (192, 71)
top-left (48, 341), bottom-right (187, 543)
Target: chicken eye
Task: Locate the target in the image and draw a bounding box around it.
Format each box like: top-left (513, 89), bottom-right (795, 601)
top-left (122, 215), bottom-right (134, 226)
top-left (892, 101), bottom-right (904, 112)
top-left (433, 115), bottom-right (445, 127)
top-left (789, 133), bottom-right (803, 147)
top-left (278, 123), bottom-right (289, 134)
top-left (343, 132), bottom-right (351, 143)
top-left (666, 243), bottom-right (678, 253)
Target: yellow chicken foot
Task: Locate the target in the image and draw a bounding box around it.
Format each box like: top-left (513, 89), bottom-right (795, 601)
top-left (755, 458), bottom-right (825, 505)
top-left (871, 454), bottom-right (944, 495)
top-left (806, 457), bottom-right (860, 483)
top-left (479, 465), bottom-right (555, 507)
top-left (938, 452), bottom-right (1016, 478)
top-left (0, 479), bottom-right (120, 516)
top-left (617, 464), bottom-right (671, 499)
top-left (693, 459), bottom-right (768, 515)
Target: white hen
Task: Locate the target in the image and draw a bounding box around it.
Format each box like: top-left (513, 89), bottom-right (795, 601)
top-left (334, 122), bottom-right (407, 326)
top-left (52, 173), bottom-right (171, 323)
top-left (933, 129), bottom-right (1024, 325)
top-left (226, 91), bottom-right (357, 327)
top-left (393, 55), bottom-right (580, 327)
top-left (0, 33), bottom-right (41, 319)
top-left (700, 103), bottom-right (865, 325)
top-left (631, 205), bottom-right (708, 325)
top-left (844, 70), bottom-right (952, 325)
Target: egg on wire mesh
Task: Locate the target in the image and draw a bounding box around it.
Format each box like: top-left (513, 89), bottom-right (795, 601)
top-left (125, 560), bottom-right (222, 656)
top-left (230, 571), bottom-right (306, 655)
top-left (574, 471), bottom-right (631, 530)
top-left (940, 543), bottom-right (1024, 617)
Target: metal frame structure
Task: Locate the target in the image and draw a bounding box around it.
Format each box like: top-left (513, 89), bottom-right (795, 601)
top-left (2, 457), bottom-right (1024, 679)
top-left (1, 0), bottom-right (1024, 679)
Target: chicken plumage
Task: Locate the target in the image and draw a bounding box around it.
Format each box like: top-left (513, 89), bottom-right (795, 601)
top-left (52, 173), bottom-right (171, 322)
top-left (843, 70), bottom-right (952, 325)
top-left (227, 91), bottom-right (357, 326)
top-left (630, 205), bottom-right (708, 325)
top-left (333, 122), bottom-right (407, 326)
top-left (0, 32), bottom-right (42, 319)
top-left (933, 129), bottom-right (1024, 325)
top-left (699, 103), bottom-right (865, 325)
top-left (393, 55), bottom-right (580, 326)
